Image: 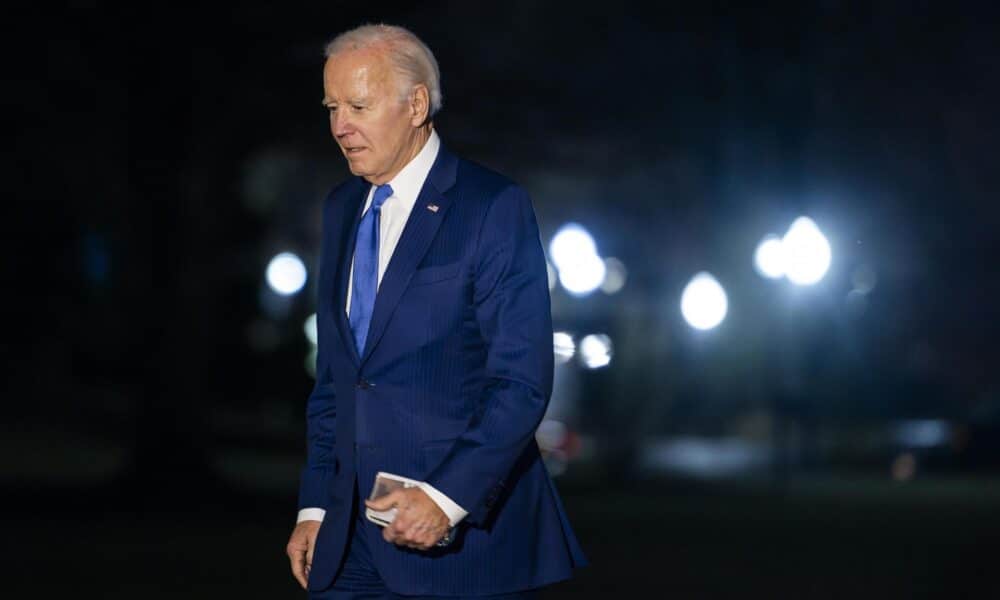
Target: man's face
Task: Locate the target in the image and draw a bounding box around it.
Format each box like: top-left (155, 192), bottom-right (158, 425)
top-left (322, 48), bottom-right (419, 185)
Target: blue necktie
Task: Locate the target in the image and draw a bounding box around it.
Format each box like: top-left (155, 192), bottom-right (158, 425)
top-left (349, 184), bottom-right (393, 354)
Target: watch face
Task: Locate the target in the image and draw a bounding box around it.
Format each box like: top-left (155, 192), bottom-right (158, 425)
top-left (436, 526), bottom-right (456, 546)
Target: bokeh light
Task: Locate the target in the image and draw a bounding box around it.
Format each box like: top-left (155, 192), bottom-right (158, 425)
top-left (546, 261), bottom-right (557, 291)
top-left (553, 331), bottom-right (576, 364)
top-left (891, 452), bottom-right (917, 482)
top-left (266, 252), bottom-right (308, 296)
top-left (753, 234), bottom-right (786, 279)
top-left (549, 223), bottom-right (606, 297)
top-left (782, 217), bottom-right (831, 286)
top-left (558, 253), bottom-right (606, 297)
top-left (681, 272), bottom-right (728, 330)
top-left (303, 313), bottom-right (318, 346)
top-left (536, 419), bottom-right (568, 450)
top-left (549, 223), bottom-right (598, 270)
top-left (601, 257), bottom-right (627, 294)
top-left (579, 334), bottom-right (613, 369)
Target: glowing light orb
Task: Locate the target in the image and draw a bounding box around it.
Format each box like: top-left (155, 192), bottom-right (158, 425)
top-left (681, 272), bottom-right (728, 330)
top-left (266, 252), bottom-right (307, 295)
top-left (782, 217), bottom-right (831, 286)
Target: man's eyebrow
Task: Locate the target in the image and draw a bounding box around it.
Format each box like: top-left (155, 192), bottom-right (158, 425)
top-left (321, 97), bottom-right (370, 107)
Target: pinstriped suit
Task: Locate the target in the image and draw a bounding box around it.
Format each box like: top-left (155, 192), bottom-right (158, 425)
top-left (299, 143), bottom-right (587, 595)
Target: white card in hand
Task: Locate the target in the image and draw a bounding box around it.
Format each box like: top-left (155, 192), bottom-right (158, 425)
top-left (365, 471), bottom-right (421, 527)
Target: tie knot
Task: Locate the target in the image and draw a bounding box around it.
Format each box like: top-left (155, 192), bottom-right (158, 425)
top-left (371, 184), bottom-right (394, 211)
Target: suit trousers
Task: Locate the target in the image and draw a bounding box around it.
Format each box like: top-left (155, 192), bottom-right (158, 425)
top-left (308, 480), bottom-right (540, 600)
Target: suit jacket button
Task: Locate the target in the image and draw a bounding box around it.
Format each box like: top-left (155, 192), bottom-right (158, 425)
top-left (356, 379), bottom-right (373, 390)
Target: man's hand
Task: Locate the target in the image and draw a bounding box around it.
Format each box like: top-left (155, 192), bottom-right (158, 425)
top-left (286, 520), bottom-right (321, 590)
top-left (365, 487), bottom-right (450, 550)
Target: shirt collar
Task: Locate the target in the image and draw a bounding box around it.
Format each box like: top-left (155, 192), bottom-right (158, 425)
top-left (381, 129), bottom-right (441, 213)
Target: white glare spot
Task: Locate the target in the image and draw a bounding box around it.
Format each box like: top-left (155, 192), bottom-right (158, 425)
top-left (303, 313), bottom-right (318, 346)
top-left (550, 223), bottom-right (605, 297)
top-left (266, 252), bottom-right (307, 295)
top-left (601, 257), bottom-right (627, 294)
top-left (549, 223), bottom-right (598, 271)
top-left (579, 334), bottom-right (613, 369)
top-left (681, 272), bottom-right (728, 330)
top-left (553, 332), bottom-right (576, 364)
top-left (558, 253), bottom-right (606, 297)
top-left (782, 217), bottom-right (831, 286)
top-left (754, 234), bottom-right (786, 279)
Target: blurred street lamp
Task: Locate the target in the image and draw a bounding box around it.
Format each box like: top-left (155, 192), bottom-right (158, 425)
top-left (549, 223), bottom-right (606, 297)
top-left (266, 252), bottom-right (307, 296)
top-left (753, 234), bottom-right (786, 279)
top-left (681, 272), bottom-right (728, 330)
top-left (782, 217), bottom-right (831, 286)
top-left (579, 334), bottom-right (613, 369)
top-left (553, 331), bottom-right (576, 364)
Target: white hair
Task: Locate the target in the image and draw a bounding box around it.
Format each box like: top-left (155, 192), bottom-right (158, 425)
top-left (324, 24), bottom-right (443, 117)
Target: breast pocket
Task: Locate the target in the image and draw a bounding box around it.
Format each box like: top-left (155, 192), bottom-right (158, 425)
top-left (408, 262), bottom-right (462, 287)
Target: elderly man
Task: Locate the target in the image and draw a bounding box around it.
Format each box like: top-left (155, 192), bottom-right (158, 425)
top-left (285, 24), bottom-right (586, 599)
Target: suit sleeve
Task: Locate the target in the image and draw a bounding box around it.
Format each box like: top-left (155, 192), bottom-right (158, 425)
top-left (424, 184), bottom-right (554, 526)
top-left (297, 198), bottom-right (339, 512)
top-left (297, 379), bottom-right (337, 511)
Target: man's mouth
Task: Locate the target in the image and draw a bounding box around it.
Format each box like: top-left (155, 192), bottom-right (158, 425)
top-left (344, 146), bottom-right (366, 156)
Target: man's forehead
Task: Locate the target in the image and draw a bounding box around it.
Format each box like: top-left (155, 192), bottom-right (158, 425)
top-left (324, 47), bottom-right (391, 78)
top-left (323, 49), bottom-right (396, 96)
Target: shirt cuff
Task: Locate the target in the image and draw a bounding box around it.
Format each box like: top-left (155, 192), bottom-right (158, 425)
top-left (418, 481), bottom-right (468, 527)
top-left (297, 508), bottom-right (326, 523)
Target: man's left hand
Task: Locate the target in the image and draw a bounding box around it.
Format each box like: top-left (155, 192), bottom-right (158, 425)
top-left (365, 487), bottom-right (450, 550)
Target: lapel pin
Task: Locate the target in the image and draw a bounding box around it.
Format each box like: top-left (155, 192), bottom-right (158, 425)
top-left (427, 204), bottom-right (439, 213)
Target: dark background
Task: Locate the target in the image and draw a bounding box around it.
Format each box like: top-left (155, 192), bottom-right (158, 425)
top-left (7, 1), bottom-right (1000, 597)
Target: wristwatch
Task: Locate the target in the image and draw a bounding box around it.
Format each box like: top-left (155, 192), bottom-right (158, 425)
top-left (436, 525), bottom-right (456, 547)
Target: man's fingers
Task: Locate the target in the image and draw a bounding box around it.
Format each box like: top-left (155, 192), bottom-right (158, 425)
top-left (403, 517), bottom-right (446, 546)
top-left (288, 547), bottom-right (308, 590)
top-left (383, 524), bottom-right (397, 542)
top-left (287, 522), bottom-right (319, 591)
top-left (383, 519), bottom-right (438, 550)
top-left (365, 489), bottom-right (403, 511)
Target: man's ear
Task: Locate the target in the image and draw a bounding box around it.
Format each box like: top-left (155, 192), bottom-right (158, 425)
top-left (409, 84), bottom-right (430, 126)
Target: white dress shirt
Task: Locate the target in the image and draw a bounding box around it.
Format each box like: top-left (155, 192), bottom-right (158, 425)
top-left (298, 130), bottom-right (468, 527)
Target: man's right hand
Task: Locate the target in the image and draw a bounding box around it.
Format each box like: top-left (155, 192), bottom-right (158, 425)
top-left (286, 520), bottom-right (321, 590)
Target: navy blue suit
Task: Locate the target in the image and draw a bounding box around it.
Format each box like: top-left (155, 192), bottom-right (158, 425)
top-left (300, 144), bottom-right (587, 596)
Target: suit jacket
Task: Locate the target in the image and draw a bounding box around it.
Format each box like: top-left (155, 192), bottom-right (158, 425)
top-left (299, 144), bottom-right (587, 595)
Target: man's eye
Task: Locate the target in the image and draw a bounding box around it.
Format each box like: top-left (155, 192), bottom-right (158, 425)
top-left (327, 106), bottom-right (337, 113)
top-left (351, 104), bottom-right (365, 111)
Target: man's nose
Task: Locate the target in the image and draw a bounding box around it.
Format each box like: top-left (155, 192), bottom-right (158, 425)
top-left (332, 110), bottom-right (353, 137)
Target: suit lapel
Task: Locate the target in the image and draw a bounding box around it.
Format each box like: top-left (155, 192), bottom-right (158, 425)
top-left (359, 147), bottom-right (458, 365)
top-left (331, 180), bottom-right (371, 367)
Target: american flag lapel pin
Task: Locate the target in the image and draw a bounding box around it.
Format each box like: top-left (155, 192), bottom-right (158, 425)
top-left (427, 204), bottom-right (439, 213)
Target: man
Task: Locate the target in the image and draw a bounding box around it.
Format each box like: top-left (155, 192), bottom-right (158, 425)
top-left (285, 24), bottom-right (587, 599)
